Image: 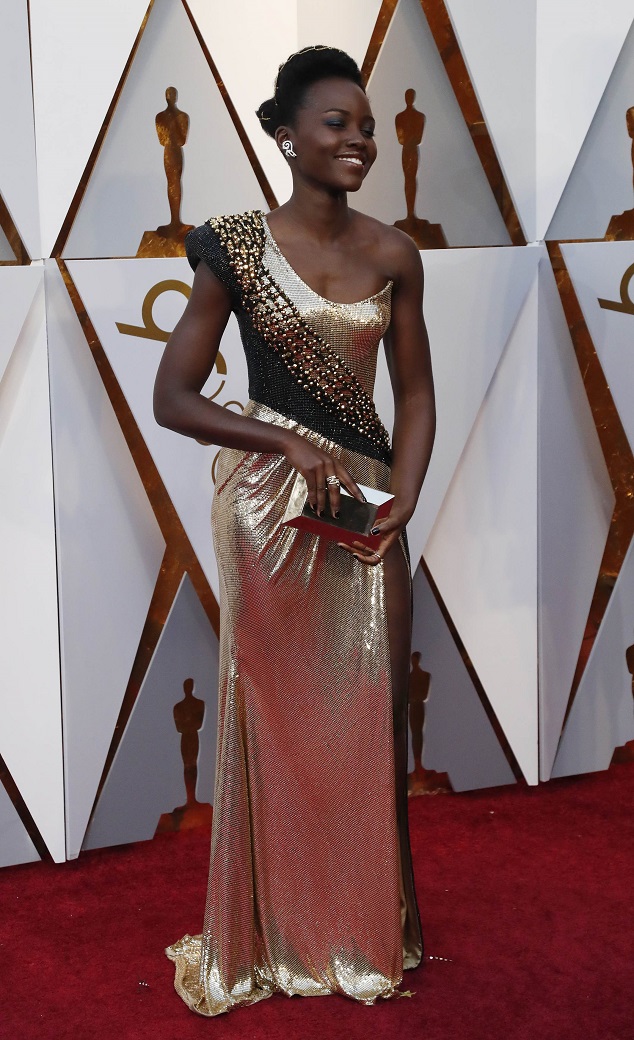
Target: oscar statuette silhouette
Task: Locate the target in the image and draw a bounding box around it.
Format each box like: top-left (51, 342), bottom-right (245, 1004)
top-left (393, 89), bottom-right (447, 249)
top-left (137, 86), bottom-right (195, 257)
top-left (156, 678), bottom-right (213, 833)
top-left (407, 651), bottom-right (451, 796)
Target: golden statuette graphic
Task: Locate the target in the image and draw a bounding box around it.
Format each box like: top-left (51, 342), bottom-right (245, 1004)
top-left (137, 87), bottom-right (195, 257)
top-left (156, 678), bottom-right (212, 833)
top-left (407, 651), bottom-right (451, 796)
top-left (605, 106), bottom-right (634, 241)
top-left (393, 89), bottom-right (447, 249)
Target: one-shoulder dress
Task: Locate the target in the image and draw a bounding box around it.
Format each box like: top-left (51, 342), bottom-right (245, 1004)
top-left (165, 210), bottom-right (423, 1016)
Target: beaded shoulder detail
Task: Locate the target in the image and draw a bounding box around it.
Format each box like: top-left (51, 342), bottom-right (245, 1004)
top-left (206, 211), bottom-right (391, 460)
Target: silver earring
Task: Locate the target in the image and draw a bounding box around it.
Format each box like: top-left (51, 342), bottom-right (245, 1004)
top-left (282, 140), bottom-right (297, 158)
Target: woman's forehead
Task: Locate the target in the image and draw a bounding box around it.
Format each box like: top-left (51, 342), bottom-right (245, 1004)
top-left (300, 78), bottom-right (373, 118)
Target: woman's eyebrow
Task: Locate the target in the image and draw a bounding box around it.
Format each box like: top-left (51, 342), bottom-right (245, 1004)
top-left (323, 107), bottom-right (375, 122)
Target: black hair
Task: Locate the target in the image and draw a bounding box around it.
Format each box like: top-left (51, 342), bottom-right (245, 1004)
top-left (256, 45), bottom-right (365, 139)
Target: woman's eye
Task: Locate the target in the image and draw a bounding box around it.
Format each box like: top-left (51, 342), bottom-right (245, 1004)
top-left (363, 128), bottom-right (375, 138)
top-left (326, 120), bottom-right (344, 128)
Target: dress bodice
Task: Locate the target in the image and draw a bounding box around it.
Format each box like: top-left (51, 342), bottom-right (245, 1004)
top-left (185, 211), bottom-right (393, 465)
top-left (261, 213), bottom-right (392, 399)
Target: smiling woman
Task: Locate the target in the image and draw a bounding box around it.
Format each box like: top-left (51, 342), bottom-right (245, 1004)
top-left (154, 45), bottom-right (436, 1019)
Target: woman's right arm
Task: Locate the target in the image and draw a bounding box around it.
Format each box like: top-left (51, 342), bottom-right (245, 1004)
top-left (153, 261), bottom-right (361, 514)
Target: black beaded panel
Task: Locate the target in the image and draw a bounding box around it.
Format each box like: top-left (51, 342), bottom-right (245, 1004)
top-left (185, 214), bottom-right (392, 466)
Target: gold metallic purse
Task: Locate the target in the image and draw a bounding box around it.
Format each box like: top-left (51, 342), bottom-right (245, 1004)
top-left (281, 473), bottom-right (394, 550)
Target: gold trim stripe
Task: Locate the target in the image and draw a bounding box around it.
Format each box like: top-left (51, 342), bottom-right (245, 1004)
top-left (0, 193), bottom-right (30, 265)
top-left (59, 258), bottom-right (221, 841)
top-left (51, 1), bottom-right (156, 258)
top-left (546, 243), bottom-right (634, 740)
top-left (0, 753), bottom-right (51, 862)
top-left (420, 559), bottom-right (525, 783)
top-left (58, 259), bottom-right (219, 634)
top-left (418, 0), bottom-right (525, 245)
top-left (181, 0), bottom-right (278, 212)
top-left (361, 0), bottom-right (399, 85)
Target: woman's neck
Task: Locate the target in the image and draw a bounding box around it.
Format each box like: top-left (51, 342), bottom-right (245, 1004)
top-left (280, 183), bottom-right (353, 243)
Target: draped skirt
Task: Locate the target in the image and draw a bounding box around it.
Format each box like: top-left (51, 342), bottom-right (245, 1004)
top-left (166, 402), bottom-right (422, 1015)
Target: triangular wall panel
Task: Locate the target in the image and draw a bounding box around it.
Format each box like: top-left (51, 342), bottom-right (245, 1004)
top-left (46, 261), bottom-right (165, 860)
top-left (64, 0), bottom-right (268, 258)
top-left (67, 257), bottom-right (249, 600)
top-left (552, 536), bottom-right (634, 778)
top-left (535, 0), bottom-right (634, 240)
top-left (562, 242), bottom-right (634, 454)
top-left (359, 0), bottom-right (510, 246)
top-left (445, 0), bottom-right (536, 242)
top-left (537, 251), bottom-right (614, 780)
top-left (411, 566), bottom-right (516, 792)
top-left (0, 782), bottom-right (40, 869)
top-left (547, 19), bottom-right (634, 241)
top-left (187, 0), bottom-right (297, 206)
top-left (0, 275), bottom-right (65, 861)
top-left (374, 245), bottom-right (538, 566)
top-left (0, 0), bottom-right (40, 258)
top-left (425, 264), bottom-right (539, 784)
top-left (84, 574), bottom-right (219, 851)
top-left (0, 267), bottom-right (42, 386)
top-left (29, 0), bottom-right (152, 256)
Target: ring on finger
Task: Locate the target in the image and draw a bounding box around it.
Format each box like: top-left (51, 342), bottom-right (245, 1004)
top-left (326, 475), bottom-right (340, 487)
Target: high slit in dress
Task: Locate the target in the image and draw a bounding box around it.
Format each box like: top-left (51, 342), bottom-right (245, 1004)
top-left (165, 210), bottom-right (423, 1016)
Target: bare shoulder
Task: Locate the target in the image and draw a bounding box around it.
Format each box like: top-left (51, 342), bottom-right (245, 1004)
top-left (350, 210), bottom-right (423, 283)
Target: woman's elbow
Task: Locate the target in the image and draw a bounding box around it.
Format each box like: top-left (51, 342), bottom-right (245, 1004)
top-left (153, 384), bottom-right (178, 430)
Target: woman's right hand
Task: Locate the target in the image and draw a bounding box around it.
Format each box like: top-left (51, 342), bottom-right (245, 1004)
top-left (281, 431), bottom-right (364, 517)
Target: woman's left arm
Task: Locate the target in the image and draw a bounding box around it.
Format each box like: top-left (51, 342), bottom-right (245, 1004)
top-left (344, 230), bottom-right (435, 564)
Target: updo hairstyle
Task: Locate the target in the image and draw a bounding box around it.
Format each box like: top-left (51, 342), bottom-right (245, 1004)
top-left (256, 45), bottom-right (365, 138)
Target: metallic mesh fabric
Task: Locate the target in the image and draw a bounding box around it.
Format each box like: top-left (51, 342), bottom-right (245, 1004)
top-left (166, 214), bottom-right (423, 1017)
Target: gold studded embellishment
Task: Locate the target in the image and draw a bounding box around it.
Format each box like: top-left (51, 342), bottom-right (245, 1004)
top-left (207, 211), bottom-right (391, 458)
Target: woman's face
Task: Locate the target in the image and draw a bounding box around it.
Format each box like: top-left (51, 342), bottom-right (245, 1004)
top-left (278, 76), bottom-right (377, 192)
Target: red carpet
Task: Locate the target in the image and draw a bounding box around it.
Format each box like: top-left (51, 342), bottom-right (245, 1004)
top-left (2, 762), bottom-right (632, 1040)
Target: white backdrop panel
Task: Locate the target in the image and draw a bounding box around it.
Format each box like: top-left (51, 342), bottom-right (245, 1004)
top-left (46, 261), bottom-right (165, 860)
top-left (359, 0), bottom-right (510, 247)
top-left (84, 574), bottom-right (219, 851)
top-left (297, 0), bottom-right (383, 68)
top-left (374, 245), bottom-right (538, 567)
top-left (0, 0), bottom-right (40, 257)
top-left (562, 241), bottom-right (634, 453)
top-left (547, 19), bottom-right (634, 241)
top-left (0, 783), bottom-right (40, 869)
top-left (425, 266), bottom-right (539, 784)
top-left (537, 251), bottom-right (614, 780)
top-left (67, 257), bottom-right (249, 600)
top-left (535, 0), bottom-right (634, 240)
top-left (187, 0), bottom-right (296, 206)
top-left (411, 566), bottom-right (516, 791)
top-left (30, 0), bottom-right (150, 257)
top-left (445, 0), bottom-right (536, 242)
top-left (0, 225), bottom-right (15, 263)
top-left (0, 275), bottom-right (65, 861)
top-left (0, 267), bottom-right (41, 386)
top-left (64, 0), bottom-right (268, 259)
top-left (552, 536), bottom-right (634, 778)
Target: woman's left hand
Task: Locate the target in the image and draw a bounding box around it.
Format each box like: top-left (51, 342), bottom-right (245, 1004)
top-left (337, 502), bottom-right (413, 566)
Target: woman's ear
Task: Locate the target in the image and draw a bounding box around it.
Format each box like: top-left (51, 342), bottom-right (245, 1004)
top-left (275, 126), bottom-right (293, 155)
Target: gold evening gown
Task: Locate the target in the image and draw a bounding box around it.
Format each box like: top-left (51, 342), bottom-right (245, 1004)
top-left (165, 210), bottom-right (423, 1015)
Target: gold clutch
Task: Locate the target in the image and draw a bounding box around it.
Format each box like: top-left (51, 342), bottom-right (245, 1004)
top-left (280, 473), bottom-right (394, 549)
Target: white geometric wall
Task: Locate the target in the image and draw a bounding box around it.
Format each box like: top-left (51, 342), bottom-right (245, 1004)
top-left (1, 0), bottom-right (633, 868)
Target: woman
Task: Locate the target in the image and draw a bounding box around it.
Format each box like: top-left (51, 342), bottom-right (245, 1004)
top-left (154, 45), bottom-right (436, 1017)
